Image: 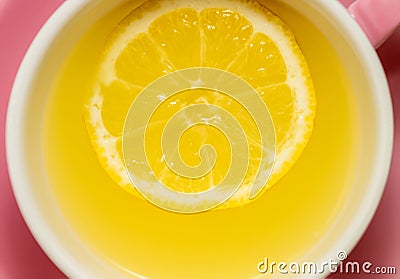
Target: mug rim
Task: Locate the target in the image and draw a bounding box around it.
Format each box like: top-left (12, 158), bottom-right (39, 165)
top-left (5, 0), bottom-right (394, 278)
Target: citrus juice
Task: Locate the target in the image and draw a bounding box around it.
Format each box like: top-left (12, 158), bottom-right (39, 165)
top-left (44, 0), bottom-right (359, 278)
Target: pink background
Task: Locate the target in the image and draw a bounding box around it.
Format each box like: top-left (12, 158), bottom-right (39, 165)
top-left (0, 0), bottom-right (398, 278)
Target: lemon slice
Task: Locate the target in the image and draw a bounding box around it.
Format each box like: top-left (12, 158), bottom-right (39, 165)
top-left (84, 0), bottom-right (316, 210)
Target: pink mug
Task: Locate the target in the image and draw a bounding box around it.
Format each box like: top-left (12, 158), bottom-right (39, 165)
top-left (349, 0), bottom-right (400, 47)
top-left (5, 0), bottom-right (400, 278)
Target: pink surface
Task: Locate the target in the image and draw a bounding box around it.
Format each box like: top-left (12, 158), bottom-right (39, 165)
top-left (0, 0), bottom-right (398, 278)
top-left (349, 0), bottom-right (400, 48)
top-left (0, 1), bottom-right (66, 278)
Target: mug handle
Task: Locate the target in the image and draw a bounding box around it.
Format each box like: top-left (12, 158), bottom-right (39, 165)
top-left (348, 0), bottom-right (400, 48)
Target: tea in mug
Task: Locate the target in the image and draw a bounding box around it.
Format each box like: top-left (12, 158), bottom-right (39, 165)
top-left (44, 0), bottom-right (359, 278)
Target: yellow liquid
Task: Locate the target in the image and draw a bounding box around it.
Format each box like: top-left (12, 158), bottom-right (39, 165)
top-left (44, 1), bottom-right (359, 278)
